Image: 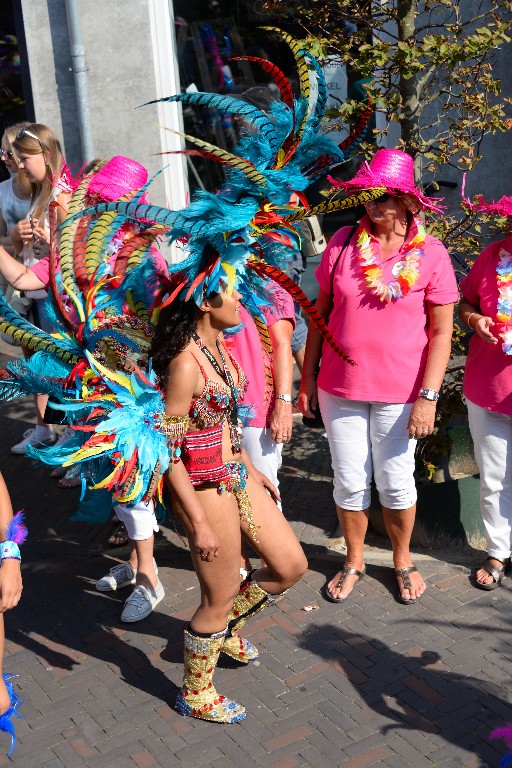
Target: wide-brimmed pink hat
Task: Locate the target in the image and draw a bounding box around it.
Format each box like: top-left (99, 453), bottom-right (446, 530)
top-left (331, 148), bottom-right (443, 212)
top-left (86, 155), bottom-right (148, 201)
top-left (465, 194), bottom-right (512, 219)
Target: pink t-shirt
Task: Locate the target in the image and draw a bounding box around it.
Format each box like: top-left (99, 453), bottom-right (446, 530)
top-left (459, 235), bottom-right (512, 415)
top-left (29, 255), bottom-right (51, 286)
top-left (315, 215), bottom-right (459, 403)
top-left (224, 285), bottom-right (294, 428)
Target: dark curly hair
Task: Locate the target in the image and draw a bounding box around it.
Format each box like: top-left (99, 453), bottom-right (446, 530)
top-left (150, 299), bottom-right (198, 387)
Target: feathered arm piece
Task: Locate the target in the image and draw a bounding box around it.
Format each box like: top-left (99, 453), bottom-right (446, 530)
top-left (247, 260), bottom-right (355, 365)
top-left (0, 293), bottom-right (81, 365)
top-left (0, 675), bottom-right (23, 756)
top-left (491, 724), bottom-right (512, 767)
top-left (3, 512), bottom-right (27, 546)
top-left (60, 354), bottom-right (171, 505)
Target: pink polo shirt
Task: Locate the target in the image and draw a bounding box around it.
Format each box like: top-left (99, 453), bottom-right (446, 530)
top-left (224, 285), bottom-right (294, 428)
top-left (459, 235), bottom-right (512, 415)
top-left (315, 215), bottom-right (459, 403)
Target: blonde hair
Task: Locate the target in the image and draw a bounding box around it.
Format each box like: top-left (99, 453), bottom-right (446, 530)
top-left (12, 123), bottom-right (65, 224)
top-left (2, 121), bottom-right (32, 197)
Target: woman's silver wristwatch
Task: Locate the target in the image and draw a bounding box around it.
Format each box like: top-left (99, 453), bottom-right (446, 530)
top-left (418, 388), bottom-right (439, 401)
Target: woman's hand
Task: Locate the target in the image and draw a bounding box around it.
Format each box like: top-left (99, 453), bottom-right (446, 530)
top-left (407, 398), bottom-right (437, 439)
top-left (269, 399), bottom-right (293, 444)
top-left (32, 224), bottom-right (50, 245)
top-left (298, 374), bottom-right (318, 418)
top-left (192, 521), bottom-right (220, 563)
top-left (31, 226), bottom-right (50, 259)
top-left (12, 218), bottom-right (34, 247)
top-left (0, 559), bottom-right (22, 612)
top-left (473, 315), bottom-right (499, 344)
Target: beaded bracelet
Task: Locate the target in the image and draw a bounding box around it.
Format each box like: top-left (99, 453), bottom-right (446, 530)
top-left (0, 541), bottom-right (20, 562)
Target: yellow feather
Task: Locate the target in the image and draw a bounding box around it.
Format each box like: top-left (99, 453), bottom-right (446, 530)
top-left (85, 352), bottom-right (134, 393)
top-left (222, 262), bottom-right (237, 295)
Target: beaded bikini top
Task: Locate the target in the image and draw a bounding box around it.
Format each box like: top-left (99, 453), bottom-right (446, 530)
top-left (186, 348), bottom-right (248, 430)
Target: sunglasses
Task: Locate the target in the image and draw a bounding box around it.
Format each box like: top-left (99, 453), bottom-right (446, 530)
top-left (15, 128), bottom-right (43, 147)
top-left (374, 192), bottom-right (393, 203)
top-left (0, 149), bottom-right (13, 160)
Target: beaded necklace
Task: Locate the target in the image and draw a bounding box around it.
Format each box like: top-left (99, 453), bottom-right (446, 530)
top-left (495, 247), bottom-right (512, 355)
top-left (192, 333), bottom-right (243, 452)
top-left (356, 217), bottom-right (426, 302)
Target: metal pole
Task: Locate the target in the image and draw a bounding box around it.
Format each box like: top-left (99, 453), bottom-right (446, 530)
top-left (65, 0), bottom-right (94, 162)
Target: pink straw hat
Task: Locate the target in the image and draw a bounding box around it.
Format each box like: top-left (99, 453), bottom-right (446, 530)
top-left (331, 148), bottom-right (443, 212)
top-left (86, 156), bottom-right (148, 202)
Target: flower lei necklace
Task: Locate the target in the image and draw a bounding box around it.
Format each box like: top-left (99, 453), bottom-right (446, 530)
top-left (495, 247), bottom-right (512, 355)
top-left (356, 217), bottom-right (426, 302)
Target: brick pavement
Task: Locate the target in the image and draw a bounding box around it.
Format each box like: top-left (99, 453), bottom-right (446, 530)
top-left (1, 342), bottom-right (512, 767)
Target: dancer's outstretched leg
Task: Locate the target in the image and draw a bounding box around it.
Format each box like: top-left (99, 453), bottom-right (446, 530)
top-left (222, 472), bottom-right (307, 663)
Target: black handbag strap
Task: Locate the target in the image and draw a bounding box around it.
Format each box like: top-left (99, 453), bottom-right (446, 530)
top-left (328, 225), bottom-right (357, 312)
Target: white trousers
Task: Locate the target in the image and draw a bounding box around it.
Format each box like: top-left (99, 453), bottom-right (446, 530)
top-left (242, 426), bottom-right (283, 509)
top-left (114, 500), bottom-right (159, 541)
top-left (318, 389), bottom-right (417, 511)
top-left (467, 398), bottom-right (512, 559)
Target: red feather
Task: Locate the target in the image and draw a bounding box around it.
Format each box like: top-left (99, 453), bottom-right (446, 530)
top-left (247, 261), bottom-right (355, 365)
top-left (231, 56), bottom-right (295, 110)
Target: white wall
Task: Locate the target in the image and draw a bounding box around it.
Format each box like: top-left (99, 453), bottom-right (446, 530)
top-left (19, 0), bottom-right (187, 212)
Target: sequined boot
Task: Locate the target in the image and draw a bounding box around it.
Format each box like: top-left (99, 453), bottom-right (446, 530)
top-left (175, 625), bottom-right (246, 723)
top-left (222, 574), bottom-right (288, 664)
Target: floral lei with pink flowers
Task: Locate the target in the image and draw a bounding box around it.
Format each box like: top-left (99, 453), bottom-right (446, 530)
top-left (495, 247), bottom-right (512, 355)
top-left (356, 217), bottom-right (426, 302)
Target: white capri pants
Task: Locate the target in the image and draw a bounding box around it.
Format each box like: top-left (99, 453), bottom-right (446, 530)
top-left (114, 500), bottom-right (159, 541)
top-left (467, 398), bottom-right (512, 560)
top-left (242, 426), bottom-right (283, 509)
top-left (318, 389), bottom-right (417, 511)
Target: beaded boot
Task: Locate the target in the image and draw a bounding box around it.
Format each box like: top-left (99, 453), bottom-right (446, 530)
top-left (175, 625), bottom-right (246, 723)
top-left (222, 574), bottom-right (288, 664)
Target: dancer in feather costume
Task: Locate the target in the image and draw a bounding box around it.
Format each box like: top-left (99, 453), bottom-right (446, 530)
top-left (0, 32), bottom-right (383, 721)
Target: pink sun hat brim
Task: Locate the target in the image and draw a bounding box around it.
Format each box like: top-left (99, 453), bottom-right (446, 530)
top-left (330, 148), bottom-right (444, 212)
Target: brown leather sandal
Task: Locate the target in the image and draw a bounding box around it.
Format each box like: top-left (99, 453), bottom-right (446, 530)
top-left (323, 566), bottom-right (365, 603)
top-left (395, 565), bottom-right (423, 605)
top-left (474, 557), bottom-right (508, 591)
